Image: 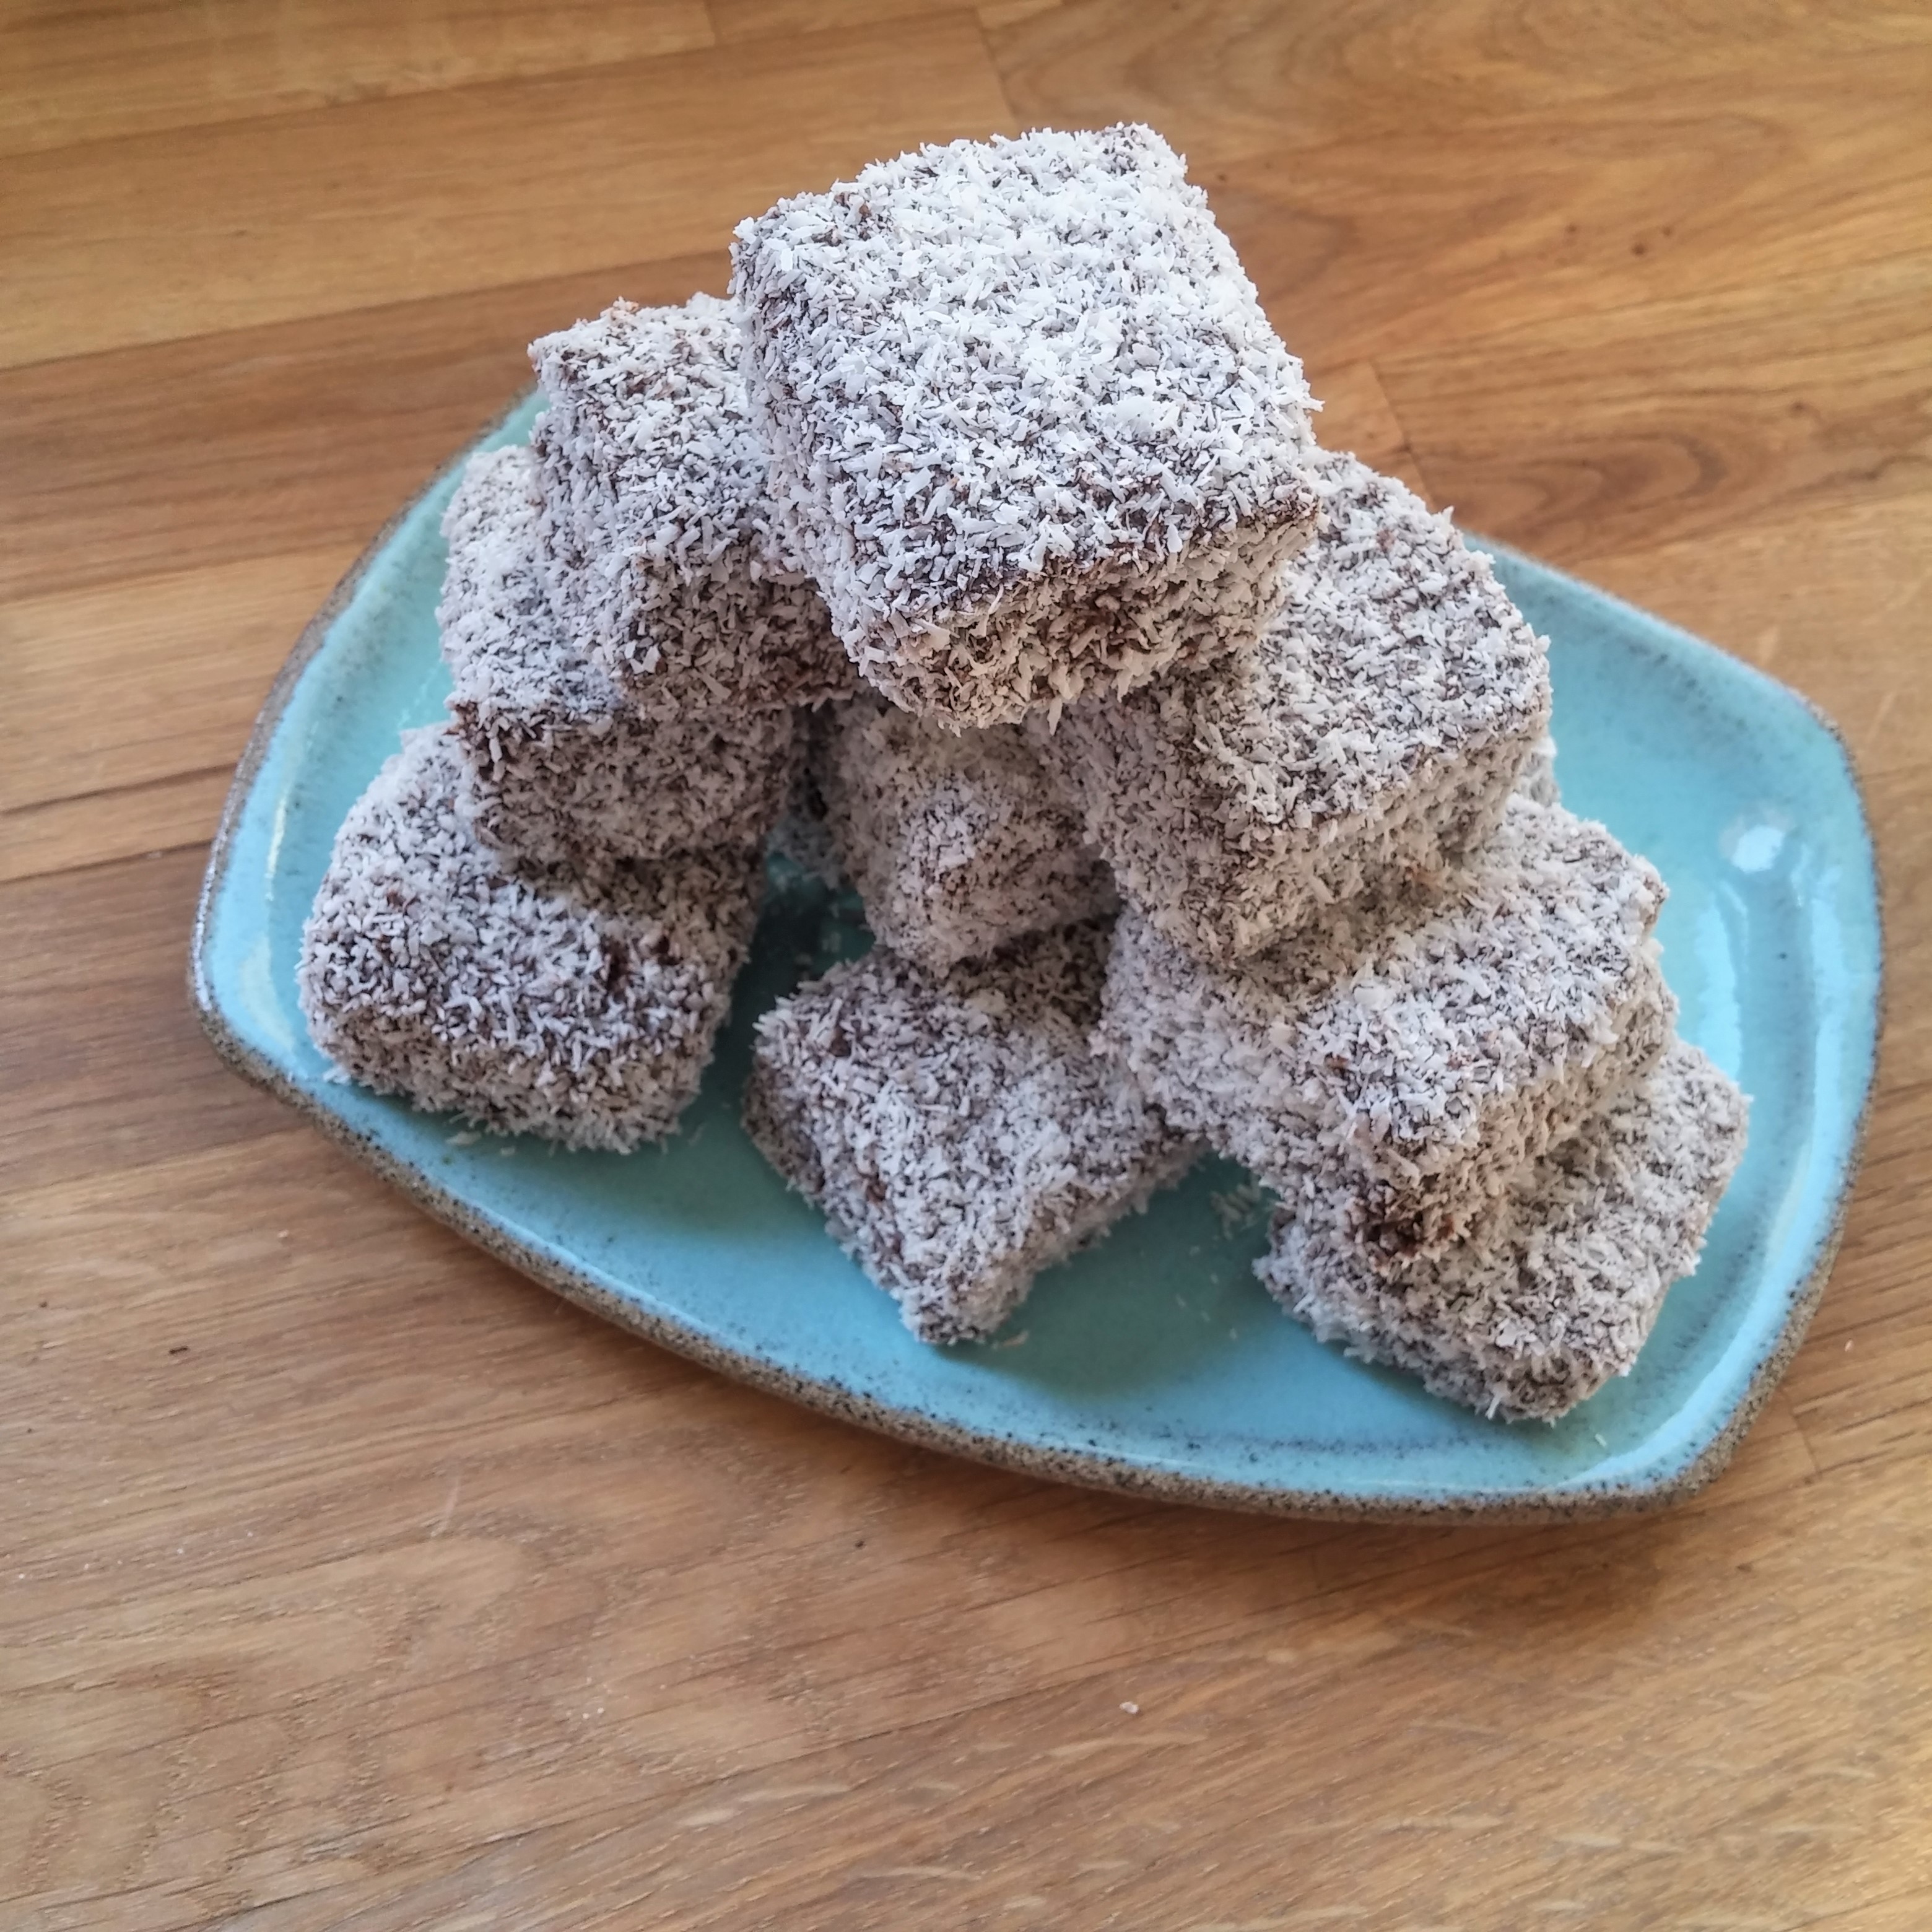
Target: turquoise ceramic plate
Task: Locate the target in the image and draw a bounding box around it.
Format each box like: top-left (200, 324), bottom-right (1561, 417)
top-left (193, 398), bottom-right (1881, 1520)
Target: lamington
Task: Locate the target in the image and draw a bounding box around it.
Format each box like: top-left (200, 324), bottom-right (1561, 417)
top-left (820, 694), bottom-right (1115, 972)
top-left (1516, 733), bottom-right (1560, 806)
top-left (1035, 450), bottom-right (1551, 964)
top-left (298, 728), bottom-right (762, 1151)
top-left (732, 124), bottom-right (1321, 729)
top-left (1098, 796), bottom-right (1676, 1264)
top-left (440, 445), bottom-right (799, 874)
top-left (1257, 1041), bottom-right (1749, 1421)
top-left (744, 922), bottom-right (1198, 1343)
top-left (529, 294), bottom-right (853, 716)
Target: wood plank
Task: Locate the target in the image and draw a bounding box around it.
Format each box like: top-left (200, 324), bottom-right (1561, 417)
top-left (0, 15), bottom-right (1015, 368)
top-left (976, 0), bottom-right (1061, 28)
top-left (986, 0), bottom-right (1932, 171)
top-left (0, 849), bottom-right (292, 1194)
top-left (0, 0), bottom-right (715, 157)
top-left (1210, 53), bottom-right (1932, 372)
top-left (1, 770), bottom-right (235, 886)
top-left (0, 544), bottom-right (359, 877)
top-left (1, 549), bottom-right (356, 811)
top-left (0, 255), bottom-right (724, 606)
top-left (1863, 771), bottom-right (1932, 1105)
top-left (1570, 495), bottom-right (1931, 781)
top-left (710, 0), bottom-right (973, 45)
top-left (1801, 1892), bottom-right (1932, 1932)
top-left (1782, 1087), bottom-right (1932, 1473)
top-left (1380, 255), bottom-right (1932, 566)
top-left (0, 545), bottom-right (357, 878)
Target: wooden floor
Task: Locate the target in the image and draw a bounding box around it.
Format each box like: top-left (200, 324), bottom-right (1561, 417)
top-left (4, 4), bottom-right (1930, 1926)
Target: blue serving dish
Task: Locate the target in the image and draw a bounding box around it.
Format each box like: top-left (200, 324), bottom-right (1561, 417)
top-left (193, 397), bottom-right (1881, 1518)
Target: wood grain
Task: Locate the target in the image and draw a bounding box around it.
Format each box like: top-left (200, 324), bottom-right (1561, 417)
top-left (709, 0), bottom-right (973, 44)
top-left (1382, 255), bottom-right (1932, 565)
top-left (0, 0), bottom-right (716, 156)
top-left (1, 551), bottom-right (357, 880)
top-left (0, 16), bottom-right (1013, 367)
top-left (1, 851), bottom-right (290, 1195)
top-left (1578, 496), bottom-right (1931, 781)
top-left (986, 0), bottom-right (1932, 170)
top-left (3, 5), bottom-right (1928, 1928)
top-left (0, 253), bottom-right (729, 606)
top-left (1211, 53), bottom-right (1932, 371)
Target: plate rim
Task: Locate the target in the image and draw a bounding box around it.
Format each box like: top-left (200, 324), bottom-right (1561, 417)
top-left (189, 406), bottom-right (1884, 1524)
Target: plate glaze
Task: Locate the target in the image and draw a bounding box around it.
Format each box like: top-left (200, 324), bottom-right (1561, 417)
top-left (192, 397), bottom-right (1882, 1520)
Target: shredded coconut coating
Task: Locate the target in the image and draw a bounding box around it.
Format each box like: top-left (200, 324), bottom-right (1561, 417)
top-left (440, 446), bottom-right (800, 874)
top-left (744, 923), bottom-right (1199, 1343)
top-left (1516, 732), bottom-right (1560, 807)
top-left (821, 694), bottom-right (1115, 972)
top-left (1035, 450), bottom-right (1551, 963)
top-left (297, 728), bottom-right (762, 1151)
top-left (529, 294), bottom-right (855, 717)
top-left (732, 124), bottom-right (1321, 729)
top-left (1099, 796), bottom-right (1676, 1262)
top-left (1258, 1040), bottom-right (1749, 1422)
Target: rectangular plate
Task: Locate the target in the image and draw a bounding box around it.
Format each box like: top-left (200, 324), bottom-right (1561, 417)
top-left (193, 397), bottom-right (1881, 1519)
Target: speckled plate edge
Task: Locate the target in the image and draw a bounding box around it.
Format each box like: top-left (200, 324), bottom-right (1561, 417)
top-left (190, 401), bottom-right (1884, 1523)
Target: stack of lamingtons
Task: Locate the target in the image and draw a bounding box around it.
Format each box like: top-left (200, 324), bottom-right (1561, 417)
top-left (298, 289), bottom-right (852, 1151)
top-left (298, 124), bottom-right (1747, 1424)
